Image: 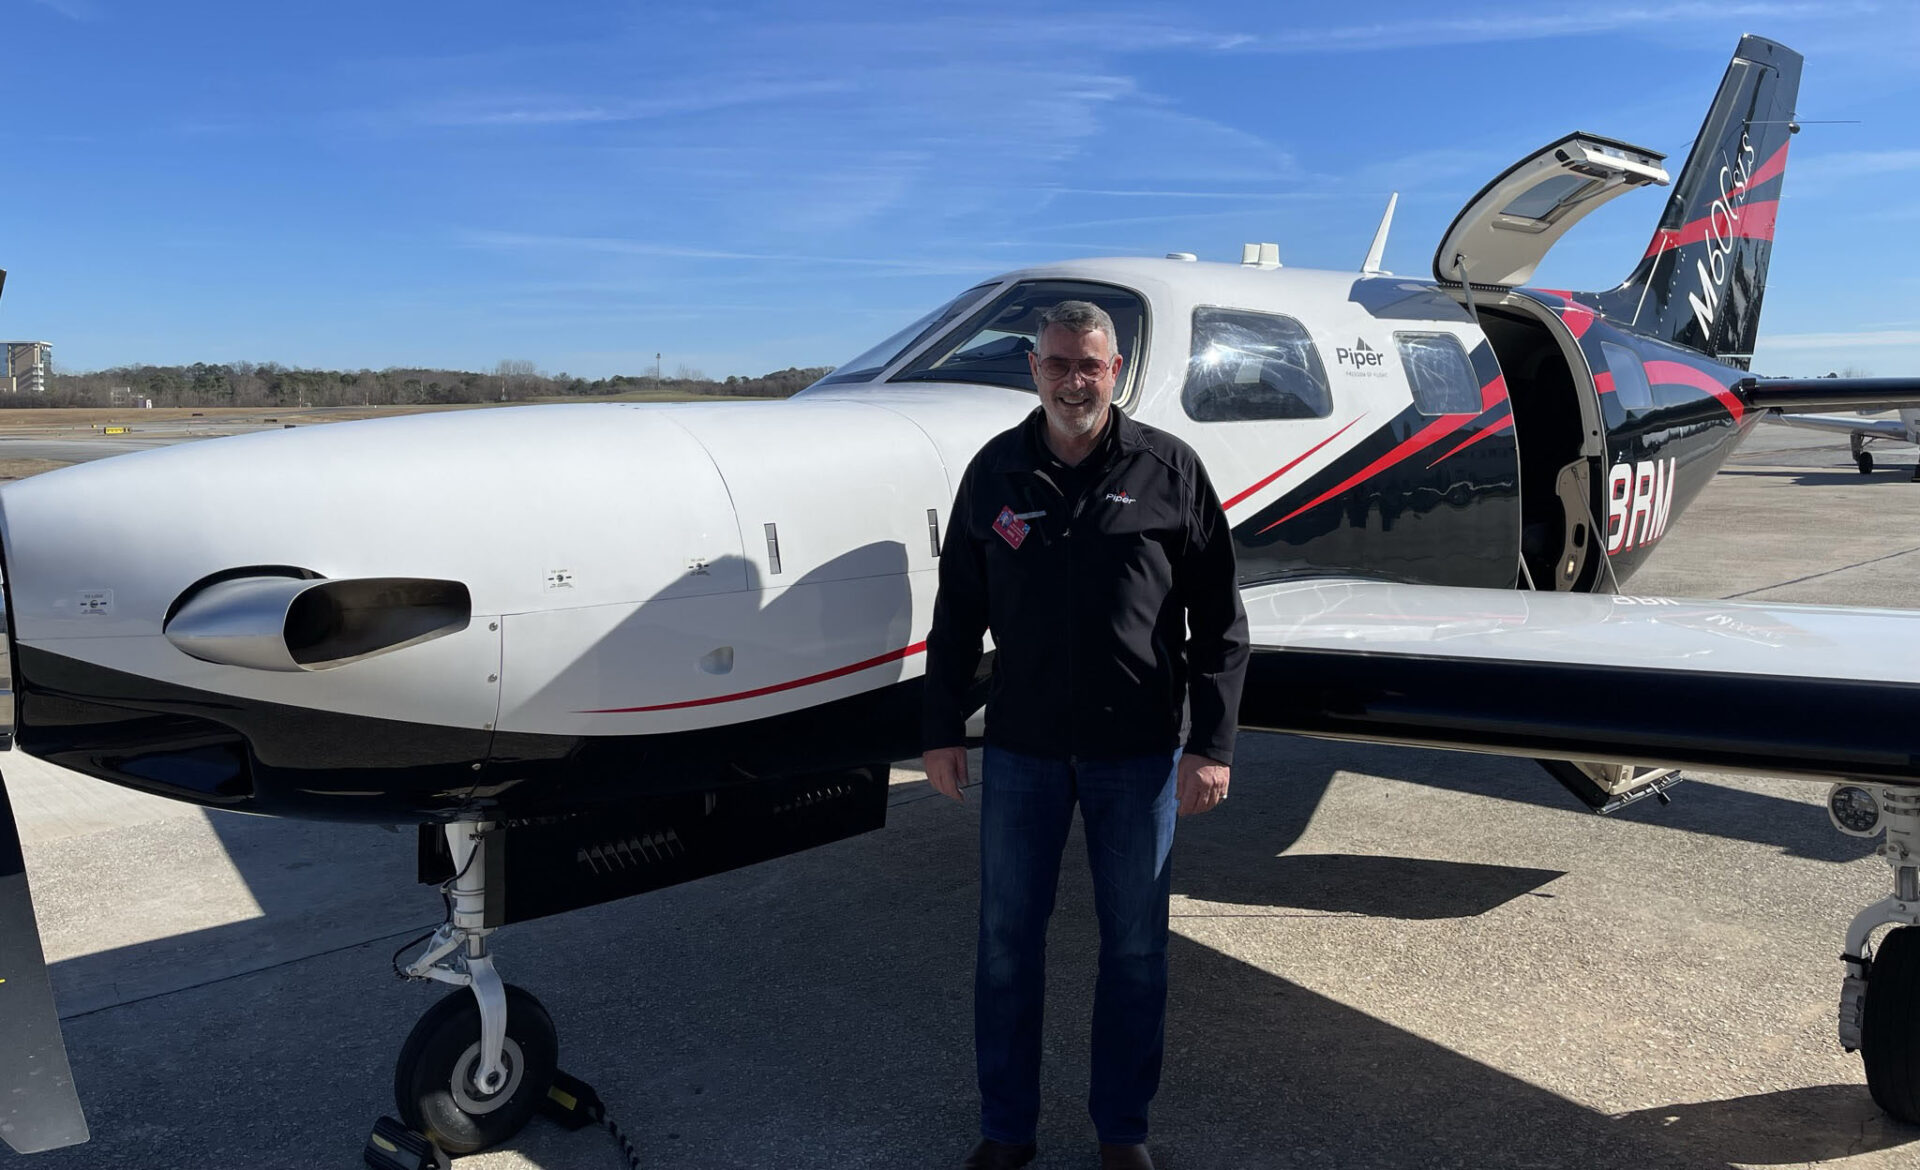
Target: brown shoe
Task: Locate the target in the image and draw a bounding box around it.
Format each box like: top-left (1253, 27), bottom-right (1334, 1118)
top-left (1099, 1142), bottom-right (1155, 1170)
top-left (961, 1138), bottom-right (1037, 1169)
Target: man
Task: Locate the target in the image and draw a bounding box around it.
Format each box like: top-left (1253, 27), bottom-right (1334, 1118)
top-left (922, 301), bottom-right (1250, 1170)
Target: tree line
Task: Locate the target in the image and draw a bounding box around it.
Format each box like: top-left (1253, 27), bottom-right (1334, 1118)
top-left (20, 360), bottom-right (832, 409)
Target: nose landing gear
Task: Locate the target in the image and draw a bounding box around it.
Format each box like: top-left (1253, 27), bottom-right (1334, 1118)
top-left (1831, 785), bottom-right (1920, 1123)
top-left (394, 822), bottom-right (559, 1155)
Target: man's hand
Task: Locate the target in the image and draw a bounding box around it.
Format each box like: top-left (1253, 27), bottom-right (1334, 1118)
top-left (923, 746), bottom-right (970, 803)
top-left (1177, 753), bottom-right (1230, 816)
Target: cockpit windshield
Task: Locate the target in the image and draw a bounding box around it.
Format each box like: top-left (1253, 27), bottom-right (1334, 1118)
top-left (888, 279), bottom-right (1147, 402)
top-left (809, 282), bottom-right (998, 387)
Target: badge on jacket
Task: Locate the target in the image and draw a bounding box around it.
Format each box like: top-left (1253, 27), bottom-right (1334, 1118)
top-left (993, 505), bottom-right (1030, 549)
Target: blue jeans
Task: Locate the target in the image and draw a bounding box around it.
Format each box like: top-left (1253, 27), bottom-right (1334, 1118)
top-left (976, 745), bottom-right (1179, 1145)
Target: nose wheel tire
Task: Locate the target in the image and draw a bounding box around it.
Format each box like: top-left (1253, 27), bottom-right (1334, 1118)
top-left (1863, 926), bottom-right (1920, 1124)
top-left (395, 984), bottom-right (559, 1155)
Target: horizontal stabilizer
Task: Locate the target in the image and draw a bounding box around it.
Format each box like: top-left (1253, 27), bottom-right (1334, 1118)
top-left (1765, 413), bottom-right (1910, 440)
top-left (1740, 377), bottom-right (1920, 412)
top-left (1238, 579), bottom-right (1920, 786)
top-left (0, 765), bottom-right (88, 1153)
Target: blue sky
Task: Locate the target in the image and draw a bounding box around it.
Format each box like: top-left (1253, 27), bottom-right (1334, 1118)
top-left (4, 1), bottom-right (1917, 379)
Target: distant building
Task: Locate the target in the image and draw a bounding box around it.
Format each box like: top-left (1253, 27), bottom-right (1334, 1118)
top-left (4, 341), bottom-right (51, 395)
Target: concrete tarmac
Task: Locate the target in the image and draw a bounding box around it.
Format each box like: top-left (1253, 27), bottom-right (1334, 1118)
top-left (4, 417), bottom-right (1920, 1168)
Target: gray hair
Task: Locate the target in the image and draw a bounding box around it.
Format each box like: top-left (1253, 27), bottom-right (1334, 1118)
top-left (1037, 300), bottom-right (1118, 358)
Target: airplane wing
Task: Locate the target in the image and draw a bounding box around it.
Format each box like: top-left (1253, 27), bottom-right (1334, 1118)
top-left (1741, 377), bottom-right (1920, 412)
top-left (0, 765), bottom-right (88, 1153)
top-left (1238, 579), bottom-right (1920, 789)
top-left (1765, 413), bottom-right (1911, 440)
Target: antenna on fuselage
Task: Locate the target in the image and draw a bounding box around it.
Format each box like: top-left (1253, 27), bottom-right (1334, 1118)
top-left (1240, 242), bottom-right (1281, 269)
top-left (1361, 192), bottom-right (1398, 275)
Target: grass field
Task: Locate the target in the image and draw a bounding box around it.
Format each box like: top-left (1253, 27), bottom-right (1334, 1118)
top-left (0, 392), bottom-right (779, 480)
top-left (0, 391), bottom-right (766, 435)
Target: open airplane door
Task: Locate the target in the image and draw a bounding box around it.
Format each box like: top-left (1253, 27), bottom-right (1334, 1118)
top-left (1435, 134), bottom-right (1669, 288)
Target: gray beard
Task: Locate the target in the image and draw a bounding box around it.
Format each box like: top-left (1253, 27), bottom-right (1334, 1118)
top-left (1047, 403), bottom-right (1103, 438)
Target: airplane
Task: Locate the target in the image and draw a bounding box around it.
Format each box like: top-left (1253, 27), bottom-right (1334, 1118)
top-left (6, 32), bottom-right (1920, 1160)
top-left (1765, 405), bottom-right (1920, 477)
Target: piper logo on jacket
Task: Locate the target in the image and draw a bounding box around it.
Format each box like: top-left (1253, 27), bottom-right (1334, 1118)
top-left (993, 505), bottom-right (1030, 549)
top-left (1105, 490), bottom-right (1135, 505)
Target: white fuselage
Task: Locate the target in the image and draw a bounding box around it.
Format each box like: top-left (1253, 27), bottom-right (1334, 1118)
top-left (0, 259), bottom-right (1500, 750)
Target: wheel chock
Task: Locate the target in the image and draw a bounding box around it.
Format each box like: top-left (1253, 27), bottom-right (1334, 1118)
top-left (364, 1115), bottom-right (449, 1170)
top-left (538, 1069), bottom-right (606, 1131)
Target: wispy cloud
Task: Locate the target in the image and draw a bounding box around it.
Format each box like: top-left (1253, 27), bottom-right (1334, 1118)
top-left (460, 231), bottom-right (999, 275)
top-left (28, 0), bottom-right (101, 20)
top-left (1794, 149), bottom-right (1920, 183)
top-left (169, 119), bottom-right (252, 137)
top-left (1761, 328), bottom-right (1920, 349)
top-left (1211, 3), bottom-right (1871, 53)
top-left (410, 79), bottom-right (855, 128)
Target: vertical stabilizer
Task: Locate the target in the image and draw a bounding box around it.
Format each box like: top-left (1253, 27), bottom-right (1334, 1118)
top-left (1589, 36), bottom-right (1802, 369)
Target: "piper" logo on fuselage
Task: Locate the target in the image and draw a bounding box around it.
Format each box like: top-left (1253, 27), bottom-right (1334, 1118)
top-left (1606, 457), bottom-right (1676, 555)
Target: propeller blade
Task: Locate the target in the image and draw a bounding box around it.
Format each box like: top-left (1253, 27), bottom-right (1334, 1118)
top-left (0, 762), bottom-right (88, 1153)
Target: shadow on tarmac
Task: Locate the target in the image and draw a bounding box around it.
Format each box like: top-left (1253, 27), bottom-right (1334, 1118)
top-left (1610, 1084), bottom-right (1920, 1164)
top-left (1291, 736), bottom-right (1879, 865)
top-left (23, 727), bottom-right (1896, 1166)
top-left (1719, 468), bottom-right (1920, 486)
top-left (1179, 852), bottom-right (1563, 919)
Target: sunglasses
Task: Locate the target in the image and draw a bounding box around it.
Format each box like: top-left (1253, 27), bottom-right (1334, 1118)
top-left (1035, 356), bottom-right (1113, 380)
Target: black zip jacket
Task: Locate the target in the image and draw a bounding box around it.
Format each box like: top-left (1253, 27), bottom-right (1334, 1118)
top-left (922, 407), bottom-right (1250, 764)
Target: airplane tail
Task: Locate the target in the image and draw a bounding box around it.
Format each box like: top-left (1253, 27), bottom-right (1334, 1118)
top-left (1587, 35), bottom-right (1803, 370)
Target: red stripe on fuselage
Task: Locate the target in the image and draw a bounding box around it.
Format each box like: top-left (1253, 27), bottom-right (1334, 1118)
top-left (1594, 371), bottom-right (1616, 396)
top-left (1643, 199), bottom-right (1779, 259)
top-left (1638, 141), bottom-right (1789, 260)
top-left (1426, 414), bottom-right (1514, 468)
top-left (583, 642), bottom-right (927, 713)
top-left (1257, 413), bottom-right (1472, 534)
top-left (1645, 359), bottom-right (1744, 423)
top-left (1222, 414), bottom-right (1369, 511)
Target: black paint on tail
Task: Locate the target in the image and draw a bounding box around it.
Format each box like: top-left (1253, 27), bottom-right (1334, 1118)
top-left (1589, 36), bottom-right (1802, 370)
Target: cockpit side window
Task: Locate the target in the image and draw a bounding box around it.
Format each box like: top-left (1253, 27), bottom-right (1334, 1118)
top-left (888, 279), bottom-right (1148, 404)
top-left (1183, 307), bottom-right (1332, 422)
top-left (811, 282), bottom-right (998, 388)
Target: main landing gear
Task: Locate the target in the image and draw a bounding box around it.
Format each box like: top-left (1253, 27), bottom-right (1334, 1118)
top-left (1831, 784), bottom-right (1920, 1123)
top-left (394, 822), bottom-right (558, 1155)
top-left (1851, 434), bottom-right (1874, 475)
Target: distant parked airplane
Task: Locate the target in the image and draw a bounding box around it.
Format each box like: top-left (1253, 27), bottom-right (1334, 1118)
top-left (1767, 406), bottom-right (1920, 478)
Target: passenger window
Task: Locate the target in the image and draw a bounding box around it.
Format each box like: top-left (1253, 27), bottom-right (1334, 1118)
top-left (890, 279), bottom-right (1148, 402)
top-left (1183, 308), bottom-right (1331, 422)
top-left (1602, 342), bottom-right (1654, 412)
top-left (1395, 332), bottom-right (1481, 415)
